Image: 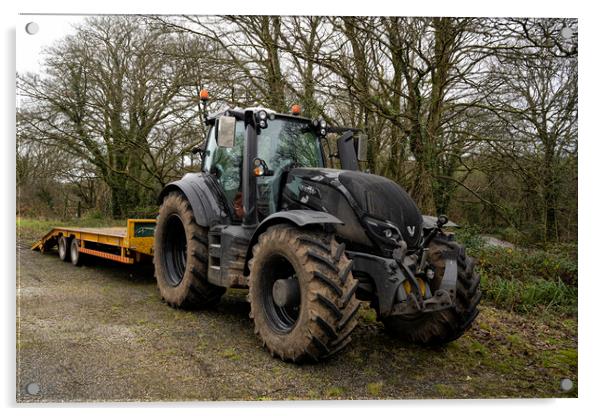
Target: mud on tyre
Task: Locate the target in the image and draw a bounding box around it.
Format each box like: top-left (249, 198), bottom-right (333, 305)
top-left (382, 236), bottom-right (482, 345)
top-left (248, 224), bottom-right (360, 362)
top-left (154, 191), bottom-right (225, 309)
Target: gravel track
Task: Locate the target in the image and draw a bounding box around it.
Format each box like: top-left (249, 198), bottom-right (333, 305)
top-left (16, 239), bottom-right (577, 402)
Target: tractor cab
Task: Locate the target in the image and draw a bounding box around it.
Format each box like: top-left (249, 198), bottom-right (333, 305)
top-left (201, 108), bottom-right (326, 222)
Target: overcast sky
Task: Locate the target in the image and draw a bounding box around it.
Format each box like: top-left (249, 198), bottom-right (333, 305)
top-left (17, 14), bottom-right (86, 74)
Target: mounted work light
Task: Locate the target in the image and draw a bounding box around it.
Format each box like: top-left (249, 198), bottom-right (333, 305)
top-left (257, 110), bottom-right (269, 129)
top-left (318, 119), bottom-right (327, 136)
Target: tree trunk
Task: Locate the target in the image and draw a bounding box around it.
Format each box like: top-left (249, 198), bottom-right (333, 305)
top-left (262, 17), bottom-right (286, 112)
top-left (542, 148), bottom-right (558, 242)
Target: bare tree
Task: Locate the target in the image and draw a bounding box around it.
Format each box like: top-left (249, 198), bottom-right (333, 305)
top-left (478, 19), bottom-right (578, 241)
top-left (17, 16), bottom-right (206, 217)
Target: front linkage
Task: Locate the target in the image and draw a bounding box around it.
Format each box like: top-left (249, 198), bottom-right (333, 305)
top-left (348, 215), bottom-right (459, 320)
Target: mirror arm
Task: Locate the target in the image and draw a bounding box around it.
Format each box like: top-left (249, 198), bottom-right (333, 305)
top-left (242, 110), bottom-right (259, 227)
top-left (191, 146), bottom-right (205, 157)
top-left (201, 100), bottom-right (209, 124)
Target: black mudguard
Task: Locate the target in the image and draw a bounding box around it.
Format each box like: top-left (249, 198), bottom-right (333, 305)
top-left (243, 209), bottom-right (343, 275)
top-left (158, 172), bottom-right (229, 227)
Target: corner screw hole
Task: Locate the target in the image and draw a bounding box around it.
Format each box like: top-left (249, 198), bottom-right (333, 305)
top-left (25, 22), bottom-right (39, 35)
top-left (560, 378), bottom-right (573, 392)
top-left (25, 382), bottom-right (40, 395)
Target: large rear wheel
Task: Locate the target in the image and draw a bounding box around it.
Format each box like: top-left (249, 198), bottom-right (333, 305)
top-left (154, 192), bottom-right (225, 308)
top-left (382, 238), bottom-right (481, 344)
top-left (248, 225), bottom-right (360, 362)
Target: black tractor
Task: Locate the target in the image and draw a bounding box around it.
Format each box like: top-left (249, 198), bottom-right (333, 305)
top-left (154, 101), bottom-right (481, 362)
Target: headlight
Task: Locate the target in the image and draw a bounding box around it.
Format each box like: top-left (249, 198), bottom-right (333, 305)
top-left (365, 217), bottom-right (402, 242)
top-left (258, 110), bottom-right (268, 120)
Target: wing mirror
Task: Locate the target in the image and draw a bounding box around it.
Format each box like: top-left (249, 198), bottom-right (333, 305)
top-left (357, 133), bottom-right (368, 162)
top-left (217, 115), bottom-right (236, 148)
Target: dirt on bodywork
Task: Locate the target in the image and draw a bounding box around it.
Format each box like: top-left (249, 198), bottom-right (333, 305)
top-left (16, 233), bottom-right (577, 402)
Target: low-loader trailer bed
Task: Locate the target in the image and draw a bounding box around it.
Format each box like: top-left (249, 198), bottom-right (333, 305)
top-left (31, 219), bottom-right (156, 265)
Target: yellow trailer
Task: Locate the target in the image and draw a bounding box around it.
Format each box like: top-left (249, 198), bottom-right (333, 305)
top-left (31, 219), bottom-right (156, 266)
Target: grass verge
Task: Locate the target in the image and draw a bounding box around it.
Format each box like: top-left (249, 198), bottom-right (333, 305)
top-left (455, 226), bottom-right (577, 316)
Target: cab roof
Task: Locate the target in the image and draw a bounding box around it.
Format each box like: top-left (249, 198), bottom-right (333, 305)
top-left (206, 106), bottom-right (313, 125)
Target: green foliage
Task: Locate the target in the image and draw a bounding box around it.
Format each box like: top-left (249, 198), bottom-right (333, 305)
top-left (481, 272), bottom-right (577, 315)
top-left (455, 226), bottom-right (577, 315)
top-left (477, 245), bottom-right (577, 286)
top-left (477, 245), bottom-right (577, 315)
top-left (494, 226), bottom-right (526, 245)
top-left (127, 205), bottom-right (159, 219)
top-left (85, 209), bottom-right (106, 220)
top-left (540, 242), bottom-right (578, 263)
top-left (453, 224), bottom-right (485, 252)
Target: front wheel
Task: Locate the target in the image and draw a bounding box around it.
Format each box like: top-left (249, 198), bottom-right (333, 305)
top-left (382, 239), bottom-right (482, 345)
top-left (248, 225), bottom-right (360, 362)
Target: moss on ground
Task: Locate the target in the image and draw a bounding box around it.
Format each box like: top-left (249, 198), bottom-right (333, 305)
top-left (366, 382), bottom-right (383, 396)
top-left (434, 384), bottom-right (456, 398)
top-left (325, 386), bottom-right (345, 398)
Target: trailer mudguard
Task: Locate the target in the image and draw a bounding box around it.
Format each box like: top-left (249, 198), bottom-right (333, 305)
top-left (243, 209), bottom-right (344, 274)
top-left (158, 172), bottom-right (229, 227)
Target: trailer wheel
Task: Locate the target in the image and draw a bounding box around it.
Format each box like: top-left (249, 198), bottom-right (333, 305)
top-left (154, 192), bottom-right (225, 309)
top-left (248, 225), bottom-right (360, 362)
top-left (70, 239), bottom-right (83, 267)
top-left (58, 236), bottom-right (70, 262)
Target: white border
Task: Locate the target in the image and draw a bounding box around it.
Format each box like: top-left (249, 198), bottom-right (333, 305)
top-left (3, 1), bottom-right (598, 415)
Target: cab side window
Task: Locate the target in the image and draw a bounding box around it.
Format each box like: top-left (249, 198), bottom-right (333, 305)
top-left (203, 122), bottom-right (245, 204)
